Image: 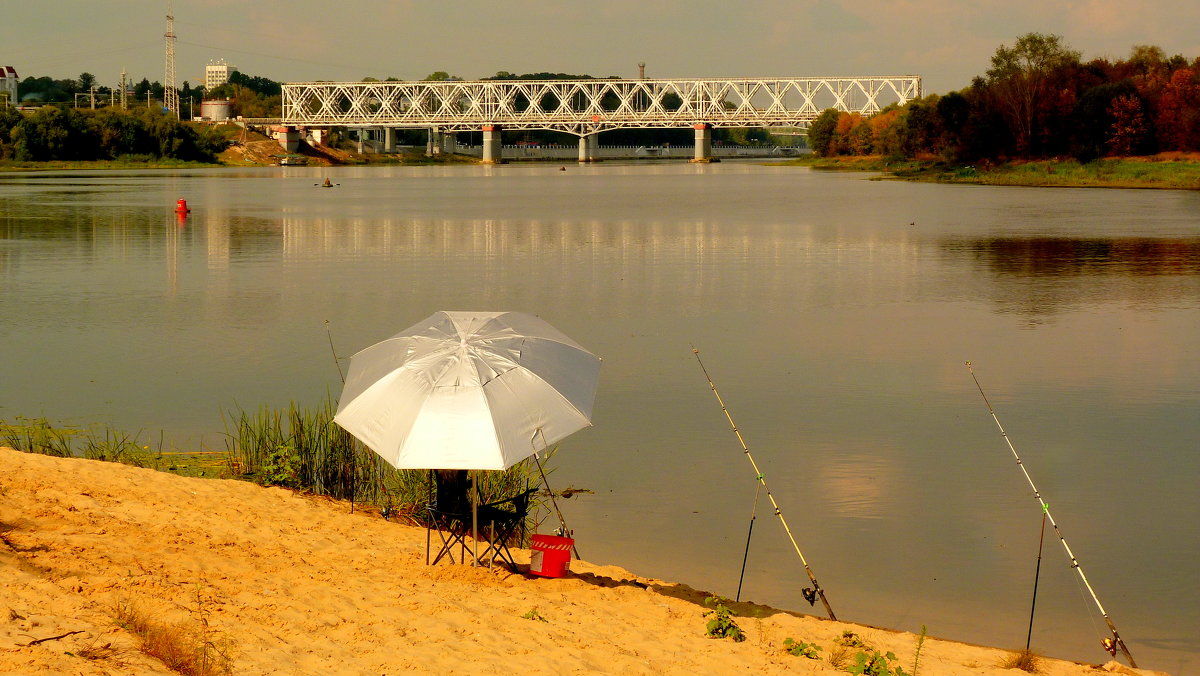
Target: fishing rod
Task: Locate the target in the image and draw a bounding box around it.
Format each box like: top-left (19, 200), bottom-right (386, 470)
top-left (692, 347), bottom-right (836, 621)
top-left (965, 361), bottom-right (1136, 667)
top-left (1027, 505), bottom-right (1047, 652)
top-left (735, 483), bottom-right (762, 602)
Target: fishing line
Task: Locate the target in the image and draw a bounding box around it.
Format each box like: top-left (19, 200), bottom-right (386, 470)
top-left (325, 320), bottom-right (345, 384)
top-left (965, 361), bottom-right (1136, 667)
top-left (692, 347), bottom-right (836, 621)
top-left (532, 429), bottom-right (581, 559)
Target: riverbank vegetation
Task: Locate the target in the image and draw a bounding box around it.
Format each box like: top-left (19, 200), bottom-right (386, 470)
top-left (786, 153), bottom-right (1200, 189)
top-left (803, 34), bottom-right (1200, 188)
top-left (1, 397), bottom-right (547, 537)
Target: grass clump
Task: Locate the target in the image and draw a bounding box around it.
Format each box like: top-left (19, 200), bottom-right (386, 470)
top-left (1001, 648), bottom-right (1042, 673)
top-left (1, 417), bottom-right (79, 456)
top-left (702, 595), bottom-right (745, 642)
top-left (112, 592), bottom-right (233, 676)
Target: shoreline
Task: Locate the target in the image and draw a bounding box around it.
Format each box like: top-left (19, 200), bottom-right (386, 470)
top-left (0, 447), bottom-right (1165, 675)
top-left (771, 154), bottom-right (1200, 190)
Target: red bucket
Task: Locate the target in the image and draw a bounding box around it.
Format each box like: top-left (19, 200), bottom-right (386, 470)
top-left (529, 534), bottom-right (574, 577)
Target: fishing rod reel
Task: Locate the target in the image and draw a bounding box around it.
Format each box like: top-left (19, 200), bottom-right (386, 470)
top-left (1101, 637), bottom-right (1118, 657)
top-left (801, 587), bottom-right (817, 606)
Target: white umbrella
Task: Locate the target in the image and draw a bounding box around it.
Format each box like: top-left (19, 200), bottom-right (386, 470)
top-left (333, 310), bottom-right (601, 471)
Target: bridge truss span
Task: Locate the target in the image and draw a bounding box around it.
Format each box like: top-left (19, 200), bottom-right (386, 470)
top-left (281, 76), bottom-right (922, 133)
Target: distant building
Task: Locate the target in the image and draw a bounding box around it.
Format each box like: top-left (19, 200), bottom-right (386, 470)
top-left (204, 59), bottom-right (236, 91)
top-left (1, 66), bottom-right (17, 105)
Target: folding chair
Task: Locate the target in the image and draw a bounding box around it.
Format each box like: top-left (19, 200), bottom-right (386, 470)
top-left (476, 488), bottom-right (538, 569)
top-left (425, 470), bottom-right (474, 565)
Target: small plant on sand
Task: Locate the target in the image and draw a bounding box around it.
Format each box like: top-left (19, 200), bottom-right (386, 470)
top-left (1001, 648), bottom-right (1042, 673)
top-left (847, 649), bottom-right (910, 676)
top-left (911, 625), bottom-right (927, 676)
top-left (520, 608), bottom-right (548, 623)
top-left (838, 630), bottom-right (868, 648)
top-left (259, 443), bottom-right (302, 488)
top-left (702, 595), bottom-right (745, 642)
top-left (783, 637), bottom-right (822, 659)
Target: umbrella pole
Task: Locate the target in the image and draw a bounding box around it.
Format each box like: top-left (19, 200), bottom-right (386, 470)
top-left (471, 471), bottom-right (479, 567)
top-left (966, 362), bottom-right (1136, 668)
top-left (692, 347), bottom-right (837, 621)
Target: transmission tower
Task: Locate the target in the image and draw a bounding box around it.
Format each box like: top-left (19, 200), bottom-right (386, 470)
top-left (163, 1), bottom-right (180, 117)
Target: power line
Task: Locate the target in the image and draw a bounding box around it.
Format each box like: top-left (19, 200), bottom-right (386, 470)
top-left (176, 39), bottom-right (389, 77)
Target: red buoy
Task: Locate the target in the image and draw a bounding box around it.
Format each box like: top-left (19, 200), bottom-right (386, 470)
top-left (175, 198), bottom-right (190, 213)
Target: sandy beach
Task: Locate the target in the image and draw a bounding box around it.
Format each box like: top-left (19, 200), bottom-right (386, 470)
top-left (0, 447), bottom-right (1163, 675)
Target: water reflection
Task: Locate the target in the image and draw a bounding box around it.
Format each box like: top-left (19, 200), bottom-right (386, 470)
top-left (950, 236), bottom-right (1200, 276)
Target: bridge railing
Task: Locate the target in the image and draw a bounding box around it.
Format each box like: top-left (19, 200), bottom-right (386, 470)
top-left (282, 76), bottom-right (922, 133)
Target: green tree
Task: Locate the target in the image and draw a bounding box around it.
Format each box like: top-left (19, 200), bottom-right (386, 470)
top-left (807, 108), bottom-right (839, 156)
top-left (78, 72), bottom-right (96, 92)
top-left (985, 33), bottom-right (1081, 153)
top-left (0, 106), bottom-right (24, 158)
top-left (10, 105), bottom-right (90, 160)
top-left (423, 71), bottom-right (461, 82)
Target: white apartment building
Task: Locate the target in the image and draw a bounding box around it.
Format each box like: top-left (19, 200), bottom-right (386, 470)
top-left (204, 59), bottom-right (236, 90)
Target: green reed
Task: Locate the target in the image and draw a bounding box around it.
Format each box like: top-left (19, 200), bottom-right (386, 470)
top-left (1, 416), bottom-right (80, 457)
top-left (223, 394), bottom-right (550, 541)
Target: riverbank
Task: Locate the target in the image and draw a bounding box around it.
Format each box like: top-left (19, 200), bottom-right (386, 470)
top-left (0, 448), bottom-right (1162, 675)
top-left (777, 154), bottom-right (1200, 190)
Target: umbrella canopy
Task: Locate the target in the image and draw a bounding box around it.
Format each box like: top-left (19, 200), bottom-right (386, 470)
top-left (333, 311), bottom-right (601, 470)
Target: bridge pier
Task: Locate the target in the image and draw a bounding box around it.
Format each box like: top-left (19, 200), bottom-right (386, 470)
top-left (577, 134), bottom-right (600, 162)
top-left (442, 132), bottom-right (457, 155)
top-left (384, 127), bottom-right (396, 153)
top-left (481, 125), bottom-right (503, 164)
top-left (691, 123), bottom-right (716, 163)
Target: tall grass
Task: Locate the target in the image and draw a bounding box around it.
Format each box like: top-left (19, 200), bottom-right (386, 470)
top-left (1, 416), bottom-right (163, 466)
top-left (1, 416), bottom-right (78, 457)
top-left (223, 394), bottom-right (547, 540)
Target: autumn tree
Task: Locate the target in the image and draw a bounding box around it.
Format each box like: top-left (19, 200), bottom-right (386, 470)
top-left (984, 32), bottom-right (1081, 154)
top-left (1156, 67), bottom-right (1200, 150)
top-left (1107, 94), bottom-right (1150, 156)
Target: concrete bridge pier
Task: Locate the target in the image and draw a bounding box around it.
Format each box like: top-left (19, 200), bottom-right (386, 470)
top-left (691, 123), bottom-right (715, 163)
top-left (482, 125), bottom-right (503, 164)
top-left (442, 132), bottom-right (457, 155)
top-left (577, 134), bottom-right (600, 162)
top-left (384, 127), bottom-right (396, 153)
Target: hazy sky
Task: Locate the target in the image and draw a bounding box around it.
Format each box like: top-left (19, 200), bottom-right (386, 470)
top-left (5, 1), bottom-right (1199, 94)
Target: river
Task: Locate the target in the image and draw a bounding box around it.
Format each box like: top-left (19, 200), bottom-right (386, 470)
top-left (1, 162), bottom-right (1197, 673)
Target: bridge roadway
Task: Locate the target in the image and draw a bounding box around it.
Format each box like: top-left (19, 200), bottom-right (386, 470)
top-left (281, 76), bottom-right (921, 163)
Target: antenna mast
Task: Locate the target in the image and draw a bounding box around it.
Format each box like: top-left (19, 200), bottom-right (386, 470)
top-left (164, 1), bottom-right (180, 118)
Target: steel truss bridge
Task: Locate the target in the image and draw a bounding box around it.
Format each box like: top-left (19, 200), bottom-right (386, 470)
top-left (280, 75), bottom-right (921, 161)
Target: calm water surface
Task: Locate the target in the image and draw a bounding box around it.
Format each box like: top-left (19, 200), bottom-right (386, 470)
top-left (2, 163), bottom-right (1198, 673)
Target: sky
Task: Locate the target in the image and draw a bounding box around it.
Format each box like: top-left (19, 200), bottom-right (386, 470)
top-left (4, 0), bottom-right (1199, 95)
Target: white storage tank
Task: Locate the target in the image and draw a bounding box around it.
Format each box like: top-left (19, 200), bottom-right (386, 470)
top-left (200, 99), bottom-right (232, 121)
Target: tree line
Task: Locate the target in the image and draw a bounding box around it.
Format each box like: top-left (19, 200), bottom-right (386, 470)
top-left (807, 34), bottom-right (1200, 162)
top-left (0, 105), bottom-right (227, 162)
